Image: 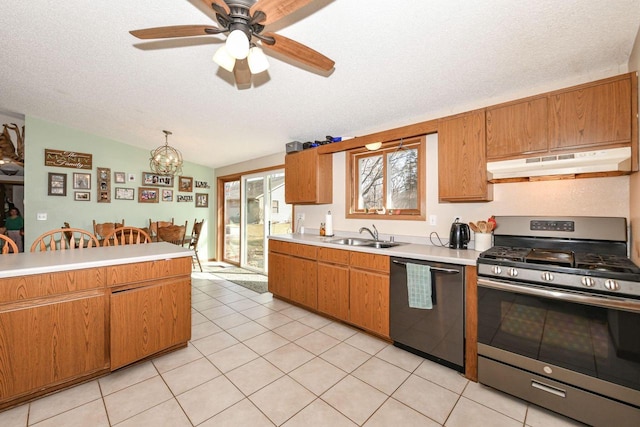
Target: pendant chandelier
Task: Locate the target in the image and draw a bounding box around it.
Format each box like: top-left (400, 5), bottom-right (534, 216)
top-left (149, 130), bottom-right (183, 176)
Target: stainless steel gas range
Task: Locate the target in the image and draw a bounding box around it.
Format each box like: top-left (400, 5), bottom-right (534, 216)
top-left (476, 216), bottom-right (640, 427)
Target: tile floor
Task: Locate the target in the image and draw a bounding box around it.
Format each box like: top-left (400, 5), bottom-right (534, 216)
top-left (0, 270), bottom-right (587, 426)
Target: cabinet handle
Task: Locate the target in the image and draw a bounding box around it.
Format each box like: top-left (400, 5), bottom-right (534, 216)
top-left (531, 380), bottom-right (566, 398)
top-left (392, 259), bottom-right (460, 274)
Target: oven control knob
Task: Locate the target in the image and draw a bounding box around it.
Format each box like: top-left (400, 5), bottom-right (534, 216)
top-left (604, 279), bottom-right (620, 291)
top-left (541, 272), bottom-right (554, 282)
top-left (581, 277), bottom-right (596, 288)
top-left (508, 268), bottom-right (518, 277)
top-left (491, 266), bottom-right (502, 275)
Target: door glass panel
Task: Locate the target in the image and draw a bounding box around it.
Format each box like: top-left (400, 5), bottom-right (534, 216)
top-left (223, 180), bottom-right (240, 263)
top-left (244, 176), bottom-right (265, 270)
top-left (268, 171), bottom-right (292, 248)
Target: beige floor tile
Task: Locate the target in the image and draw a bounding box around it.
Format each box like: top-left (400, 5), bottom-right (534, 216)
top-left (30, 399), bottom-right (108, 427)
top-left (226, 357), bottom-right (284, 395)
top-left (320, 342), bottom-right (371, 373)
top-left (525, 404), bottom-right (587, 427)
top-left (191, 319), bottom-right (222, 340)
top-left (352, 357), bottom-right (411, 395)
top-left (203, 288), bottom-right (235, 298)
top-left (0, 402), bottom-right (28, 427)
top-left (103, 376), bottom-right (173, 425)
top-left (161, 357), bottom-right (221, 395)
top-left (191, 298), bottom-right (224, 312)
top-left (255, 312), bottom-right (294, 330)
top-left (249, 376), bottom-right (316, 425)
top-left (445, 397), bottom-right (522, 427)
top-left (191, 331), bottom-right (239, 356)
top-left (414, 359), bottom-right (469, 395)
top-left (283, 398), bottom-right (357, 427)
top-left (207, 342), bottom-right (259, 373)
top-left (274, 321), bottom-right (315, 341)
top-left (375, 345), bottom-right (424, 372)
top-left (321, 376), bottom-right (388, 425)
top-left (226, 321), bottom-right (269, 341)
top-left (279, 305), bottom-right (312, 320)
top-left (213, 312), bottom-right (252, 330)
top-left (289, 357), bottom-right (347, 395)
top-left (240, 304), bottom-right (276, 320)
top-left (237, 288), bottom-right (261, 298)
top-left (244, 331), bottom-right (290, 355)
top-left (297, 312), bottom-right (332, 329)
top-left (114, 399), bottom-right (191, 427)
top-left (99, 361), bottom-right (158, 396)
top-left (215, 293), bottom-right (247, 304)
top-left (176, 375), bottom-right (244, 425)
top-left (199, 398), bottom-right (275, 427)
top-left (345, 332), bottom-right (388, 355)
top-left (251, 292), bottom-right (275, 304)
top-left (152, 344), bottom-right (203, 373)
top-left (29, 380), bottom-right (102, 425)
top-left (191, 311), bottom-right (209, 326)
top-left (319, 321), bottom-right (359, 341)
top-left (262, 298), bottom-right (293, 311)
top-left (294, 330), bottom-right (340, 355)
top-left (392, 374), bottom-right (458, 424)
top-left (462, 381), bottom-right (527, 422)
top-left (191, 292), bottom-right (212, 303)
top-left (364, 398), bottom-right (441, 427)
top-left (200, 305), bottom-right (237, 320)
top-left (227, 298), bottom-right (261, 312)
top-left (264, 343), bottom-right (315, 373)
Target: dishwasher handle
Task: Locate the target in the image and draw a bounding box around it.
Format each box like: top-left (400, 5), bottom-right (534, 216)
top-left (392, 259), bottom-right (460, 274)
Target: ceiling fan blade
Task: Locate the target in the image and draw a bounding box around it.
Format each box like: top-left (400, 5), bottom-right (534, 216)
top-left (234, 59), bottom-right (252, 86)
top-left (250, 0), bottom-right (313, 26)
top-left (130, 25), bottom-right (222, 39)
top-left (262, 32), bottom-right (334, 71)
top-left (203, 0), bottom-right (230, 15)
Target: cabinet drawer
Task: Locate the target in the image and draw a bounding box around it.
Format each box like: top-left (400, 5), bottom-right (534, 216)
top-left (350, 252), bottom-right (389, 273)
top-left (290, 243), bottom-right (317, 260)
top-left (0, 268), bottom-right (106, 304)
top-left (269, 239), bottom-right (292, 255)
top-left (318, 247), bottom-right (350, 265)
top-left (107, 257), bottom-right (191, 286)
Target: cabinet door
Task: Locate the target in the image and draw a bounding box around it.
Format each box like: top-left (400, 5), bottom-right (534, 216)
top-left (285, 149), bottom-right (333, 204)
top-left (289, 257), bottom-right (318, 309)
top-left (110, 279), bottom-right (191, 370)
top-left (0, 292), bottom-right (107, 400)
top-left (317, 262), bottom-right (349, 320)
top-left (438, 110), bottom-right (493, 202)
top-left (549, 77), bottom-right (632, 151)
top-left (349, 269), bottom-right (389, 337)
top-left (486, 97), bottom-right (548, 160)
top-left (268, 251), bottom-right (290, 299)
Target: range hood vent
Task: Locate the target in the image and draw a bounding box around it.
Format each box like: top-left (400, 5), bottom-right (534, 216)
top-left (487, 147), bottom-right (632, 180)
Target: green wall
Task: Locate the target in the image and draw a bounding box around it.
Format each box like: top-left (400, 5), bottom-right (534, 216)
top-left (24, 117), bottom-right (215, 259)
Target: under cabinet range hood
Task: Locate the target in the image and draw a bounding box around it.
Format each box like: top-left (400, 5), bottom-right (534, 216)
top-left (487, 147), bottom-right (632, 180)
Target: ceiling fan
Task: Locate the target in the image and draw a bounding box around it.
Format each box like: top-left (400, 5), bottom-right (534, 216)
top-left (130, 0), bottom-right (335, 86)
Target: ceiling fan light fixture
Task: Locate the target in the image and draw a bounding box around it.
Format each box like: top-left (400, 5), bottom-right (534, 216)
top-left (213, 46), bottom-right (236, 72)
top-left (226, 29), bottom-right (250, 59)
top-left (248, 46), bottom-right (269, 74)
top-left (365, 141), bottom-right (383, 151)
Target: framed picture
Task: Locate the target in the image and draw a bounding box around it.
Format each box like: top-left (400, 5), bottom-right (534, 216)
top-left (73, 172), bottom-right (91, 190)
top-left (138, 187), bottom-right (159, 203)
top-left (114, 171), bottom-right (126, 184)
top-left (162, 189), bottom-right (173, 202)
top-left (74, 191), bottom-right (90, 201)
top-left (128, 173), bottom-right (136, 182)
top-left (196, 193), bottom-right (209, 208)
top-left (97, 167), bottom-right (111, 203)
top-left (115, 187), bottom-right (134, 200)
top-left (179, 176), bottom-right (193, 192)
top-left (142, 172), bottom-right (173, 187)
top-left (48, 172), bottom-right (67, 196)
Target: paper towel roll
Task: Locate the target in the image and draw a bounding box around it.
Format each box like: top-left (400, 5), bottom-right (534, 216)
top-left (325, 211), bottom-right (334, 236)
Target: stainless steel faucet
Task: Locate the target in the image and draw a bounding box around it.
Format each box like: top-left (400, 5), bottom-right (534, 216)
top-left (359, 224), bottom-right (379, 241)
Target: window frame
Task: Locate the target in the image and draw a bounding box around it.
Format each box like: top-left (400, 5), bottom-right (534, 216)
top-left (346, 136), bottom-right (426, 220)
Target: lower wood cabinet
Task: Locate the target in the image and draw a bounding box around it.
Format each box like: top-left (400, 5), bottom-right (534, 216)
top-left (289, 257), bottom-right (318, 309)
top-left (268, 251), bottom-right (291, 299)
top-left (317, 247), bottom-right (350, 320)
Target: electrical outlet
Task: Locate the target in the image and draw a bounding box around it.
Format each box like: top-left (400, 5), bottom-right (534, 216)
top-left (297, 213), bottom-right (305, 221)
top-left (36, 212), bottom-right (47, 221)
top-left (429, 215), bottom-right (437, 226)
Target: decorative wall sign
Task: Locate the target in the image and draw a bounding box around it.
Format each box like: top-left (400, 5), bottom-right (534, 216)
top-left (162, 189), bottom-right (173, 202)
top-left (73, 172), bottom-right (91, 189)
top-left (44, 149), bottom-right (92, 169)
top-left (115, 187), bottom-right (134, 200)
top-left (138, 187), bottom-right (159, 203)
top-left (177, 194), bottom-right (193, 203)
top-left (195, 180), bottom-right (210, 188)
top-left (48, 172), bottom-right (67, 196)
top-left (74, 191), bottom-right (90, 201)
top-left (142, 172), bottom-right (174, 187)
top-left (97, 167), bottom-right (111, 203)
top-left (195, 193), bottom-right (209, 208)
top-left (114, 171), bottom-right (126, 184)
top-left (178, 176), bottom-right (193, 192)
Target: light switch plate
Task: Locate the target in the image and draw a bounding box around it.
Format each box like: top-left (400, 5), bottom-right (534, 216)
top-left (36, 212), bottom-right (47, 220)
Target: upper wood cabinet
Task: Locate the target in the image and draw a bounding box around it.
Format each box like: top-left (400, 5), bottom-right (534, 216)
top-left (438, 109), bottom-right (493, 202)
top-left (285, 149), bottom-right (333, 204)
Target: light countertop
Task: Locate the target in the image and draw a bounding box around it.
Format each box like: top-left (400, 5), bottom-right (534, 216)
top-left (269, 234), bottom-right (479, 266)
top-left (0, 242), bottom-right (193, 278)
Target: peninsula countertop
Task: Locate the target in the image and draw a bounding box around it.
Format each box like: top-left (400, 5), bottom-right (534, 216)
top-left (0, 242), bottom-right (193, 278)
top-left (269, 233), bottom-right (480, 266)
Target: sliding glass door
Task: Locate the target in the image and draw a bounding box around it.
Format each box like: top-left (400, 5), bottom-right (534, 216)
top-left (222, 179), bottom-right (240, 264)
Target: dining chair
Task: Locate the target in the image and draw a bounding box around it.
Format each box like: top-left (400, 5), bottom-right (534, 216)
top-left (157, 221), bottom-right (188, 246)
top-left (31, 227), bottom-right (100, 252)
top-left (0, 234), bottom-right (19, 254)
top-left (93, 219), bottom-right (125, 241)
top-left (148, 218), bottom-right (174, 238)
top-left (101, 226), bottom-right (152, 246)
top-left (186, 218), bottom-right (205, 272)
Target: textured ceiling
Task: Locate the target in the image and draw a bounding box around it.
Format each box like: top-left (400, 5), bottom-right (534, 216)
top-left (1, 0), bottom-right (639, 169)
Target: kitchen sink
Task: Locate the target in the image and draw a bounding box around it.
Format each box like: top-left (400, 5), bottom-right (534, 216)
top-left (328, 238), bottom-right (403, 249)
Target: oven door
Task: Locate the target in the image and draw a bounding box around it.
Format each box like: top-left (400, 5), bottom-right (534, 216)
top-left (477, 277), bottom-right (640, 409)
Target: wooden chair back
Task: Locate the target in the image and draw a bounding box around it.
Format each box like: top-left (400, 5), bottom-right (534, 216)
top-left (157, 221), bottom-right (188, 245)
top-left (148, 218), bottom-right (174, 237)
top-left (0, 234), bottom-right (19, 254)
top-left (31, 228), bottom-right (100, 252)
top-left (93, 219), bottom-right (125, 240)
top-left (188, 218), bottom-right (205, 271)
top-left (102, 226), bottom-right (152, 246)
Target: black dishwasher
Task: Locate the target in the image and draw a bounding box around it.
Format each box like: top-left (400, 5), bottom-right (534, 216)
top-left (389, 257), bottom-right (465, 372)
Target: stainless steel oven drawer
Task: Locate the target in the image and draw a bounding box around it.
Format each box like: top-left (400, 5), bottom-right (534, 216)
top-left (479, 356), bottom-right (640, 427)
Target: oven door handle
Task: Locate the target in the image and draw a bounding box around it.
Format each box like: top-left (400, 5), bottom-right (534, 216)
top-left (478, 278), bottom-right (640, 314)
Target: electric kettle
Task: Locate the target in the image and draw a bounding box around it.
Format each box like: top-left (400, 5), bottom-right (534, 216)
top-left (449, 219), bottom-right (470, 249)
